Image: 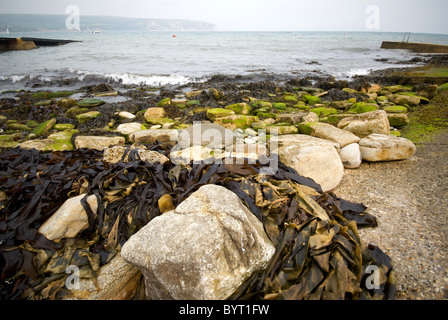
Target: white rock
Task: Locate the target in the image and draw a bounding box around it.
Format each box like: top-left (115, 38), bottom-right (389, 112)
top-left (169, 146), bottom-right (223, 165)
top-left (300, 122), bottom-right (360, 148)
top-left (121, 184), bottom-right (275, 300)
top-left (75, 136), bottom-right (125, 151)
top-left (338, 143), bottom-right (362, 169)
top-left (38, 194), bottom-right (98, 242)
top-left (359, 133), bottom-right (416, 162)
top-left (117, 111), bottom-right (136, 120)
top-left (270, 134), bottom-right (340, 152)
top-left (116, 122), bottom-right (144, 135)
top-left (276, 144), bottom-right (344, 192)
top-left (337, 110), bottom-right (390, 137)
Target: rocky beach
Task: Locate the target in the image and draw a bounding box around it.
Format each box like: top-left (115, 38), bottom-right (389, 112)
top-left (1, 54), bottom-right (447, 300)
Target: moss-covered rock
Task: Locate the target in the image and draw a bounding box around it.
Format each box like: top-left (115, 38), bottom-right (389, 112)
top-left (65, 106), bottom-right (89, 118)
top-left (282, 93), bottom-right (298, 103)
top-left (437, 82), bottom-right (448, 93)
top-left (389, 94), bottom-right (420, 107)
top-left (309, 107), bottom-right (338, 118)
top-left (256, 112), bottom-right (276, 120)
top-left (206, 108), bottom-right (235, 121)
top-left (6, 123), bottom-right (32, 131)
top-left (302, 94), bottom-right (321, 105)
top-left (0, 133), bottom-right (21, 148)
top-left (251, 101), bottom-right (273, 110)
top-left (157, 98), bottom-right (172, 107)
top-left (186, 100), bottom-right (201, 107)
top-left (382, 85), bottom-right (414, 93)
top-left (383, 105), bottom-right (408, 114)
top-left (145, 118), bottom-right (175, 126)
top-left (34, 100), bottom-right (53, 107)
top-left (327, 114), bottom-right (355, 126)
top-left (58, 98), bottom-right (77, 109)
top-left (272, 103), bottom-right (287, 110)
top-left (32, 91), bottom-right (74, 99)
top-left (225, 103), bottom-right (252, 115)
top-left (25, 120), bottom-right (39, 128)
top-left (77, 98), bottom-right (105, 107)
top-left (54, 123), bottom-right (76, 131)
top-left (76, 111), bottom-right (101, 124)
top-left (348, 102), bottom-right (379, 114)
top-left (388, 113), bottom-right (409, 127)
top-left (342, 88), bottom-right (358, 94)
top-left (32, 118), bottom-right (57, 136)
top-left (265, 125), bottom-right (299, 135)
top-left (215, 115), bottom-right (259, 130)
top-left (209, 88), bottom-right (224, 100)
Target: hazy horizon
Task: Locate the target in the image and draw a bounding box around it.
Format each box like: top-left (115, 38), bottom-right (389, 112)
top-left (1, 0), bottom-right (447, 34)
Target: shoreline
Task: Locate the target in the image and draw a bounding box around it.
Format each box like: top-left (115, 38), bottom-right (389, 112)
top-left (1, 55), bottom-right (448, 300)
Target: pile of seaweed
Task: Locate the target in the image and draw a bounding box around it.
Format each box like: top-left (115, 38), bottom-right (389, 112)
top-left (0, 145), bottom-right (395, 300)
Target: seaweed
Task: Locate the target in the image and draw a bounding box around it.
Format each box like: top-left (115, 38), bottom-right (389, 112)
top-left (0, 146), bottom-right (394, 300)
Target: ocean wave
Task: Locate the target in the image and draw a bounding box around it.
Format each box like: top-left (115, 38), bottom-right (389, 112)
top-left (0, 69), bottom-right (206, 87)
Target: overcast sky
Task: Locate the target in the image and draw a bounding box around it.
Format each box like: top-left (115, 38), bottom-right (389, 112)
top-left (1, 0), bottom-right (447, 34)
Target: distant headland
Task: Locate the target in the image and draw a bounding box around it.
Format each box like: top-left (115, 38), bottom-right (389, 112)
top-left (0, 14), bottom-right (216, 32)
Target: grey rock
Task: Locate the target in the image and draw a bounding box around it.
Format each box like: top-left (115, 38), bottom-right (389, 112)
top-left (121, 184), bottom-right (275, 300)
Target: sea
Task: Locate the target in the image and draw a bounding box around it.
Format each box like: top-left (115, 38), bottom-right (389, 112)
top-left (1, 30), bottom-right (448, 91)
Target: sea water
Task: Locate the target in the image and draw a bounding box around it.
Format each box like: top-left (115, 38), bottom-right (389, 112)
top-left (1, 30), bottom-right (448, 90)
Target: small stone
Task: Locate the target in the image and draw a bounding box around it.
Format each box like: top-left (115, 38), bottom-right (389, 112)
top-left (77, 98), bottom-right (105, 107)
top-left (117, 111), bottom-right (136, 119)
top-left (158, 194), bottom-right (175, 214)
top-left (338, 143), bottom-right (362, 169)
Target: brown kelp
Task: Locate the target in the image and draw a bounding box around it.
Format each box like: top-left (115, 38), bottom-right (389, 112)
top-left (0, 145), bottom-right (395, 300)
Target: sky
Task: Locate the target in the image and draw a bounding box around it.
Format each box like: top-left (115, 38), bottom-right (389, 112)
top-left (1, 0), bottom-right (448, 34)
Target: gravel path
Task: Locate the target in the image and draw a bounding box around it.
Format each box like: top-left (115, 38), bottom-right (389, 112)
top-left (333, 131), bottom-right (448, 300)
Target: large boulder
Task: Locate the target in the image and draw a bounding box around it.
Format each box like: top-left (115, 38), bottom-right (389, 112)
top-left (276, 144), bottom-right (344, 192)
top-left (388, 94), bottom-right (420, 107)
top-left (121, 184), bottom-right (275, 300)
top-left (359, 133), bottom-right (416, 162)
top-left (337, 110), bottom-right (390, 137)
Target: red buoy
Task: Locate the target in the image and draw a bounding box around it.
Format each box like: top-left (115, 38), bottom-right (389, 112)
top-left (173, 35), bottom-right (176, 37)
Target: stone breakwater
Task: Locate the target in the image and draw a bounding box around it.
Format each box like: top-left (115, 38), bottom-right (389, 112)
top-left (1, 77), bottom-right (447, 300)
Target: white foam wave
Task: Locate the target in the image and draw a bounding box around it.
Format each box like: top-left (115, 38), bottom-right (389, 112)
top-left (68, 69), bottom-right (195, 86)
